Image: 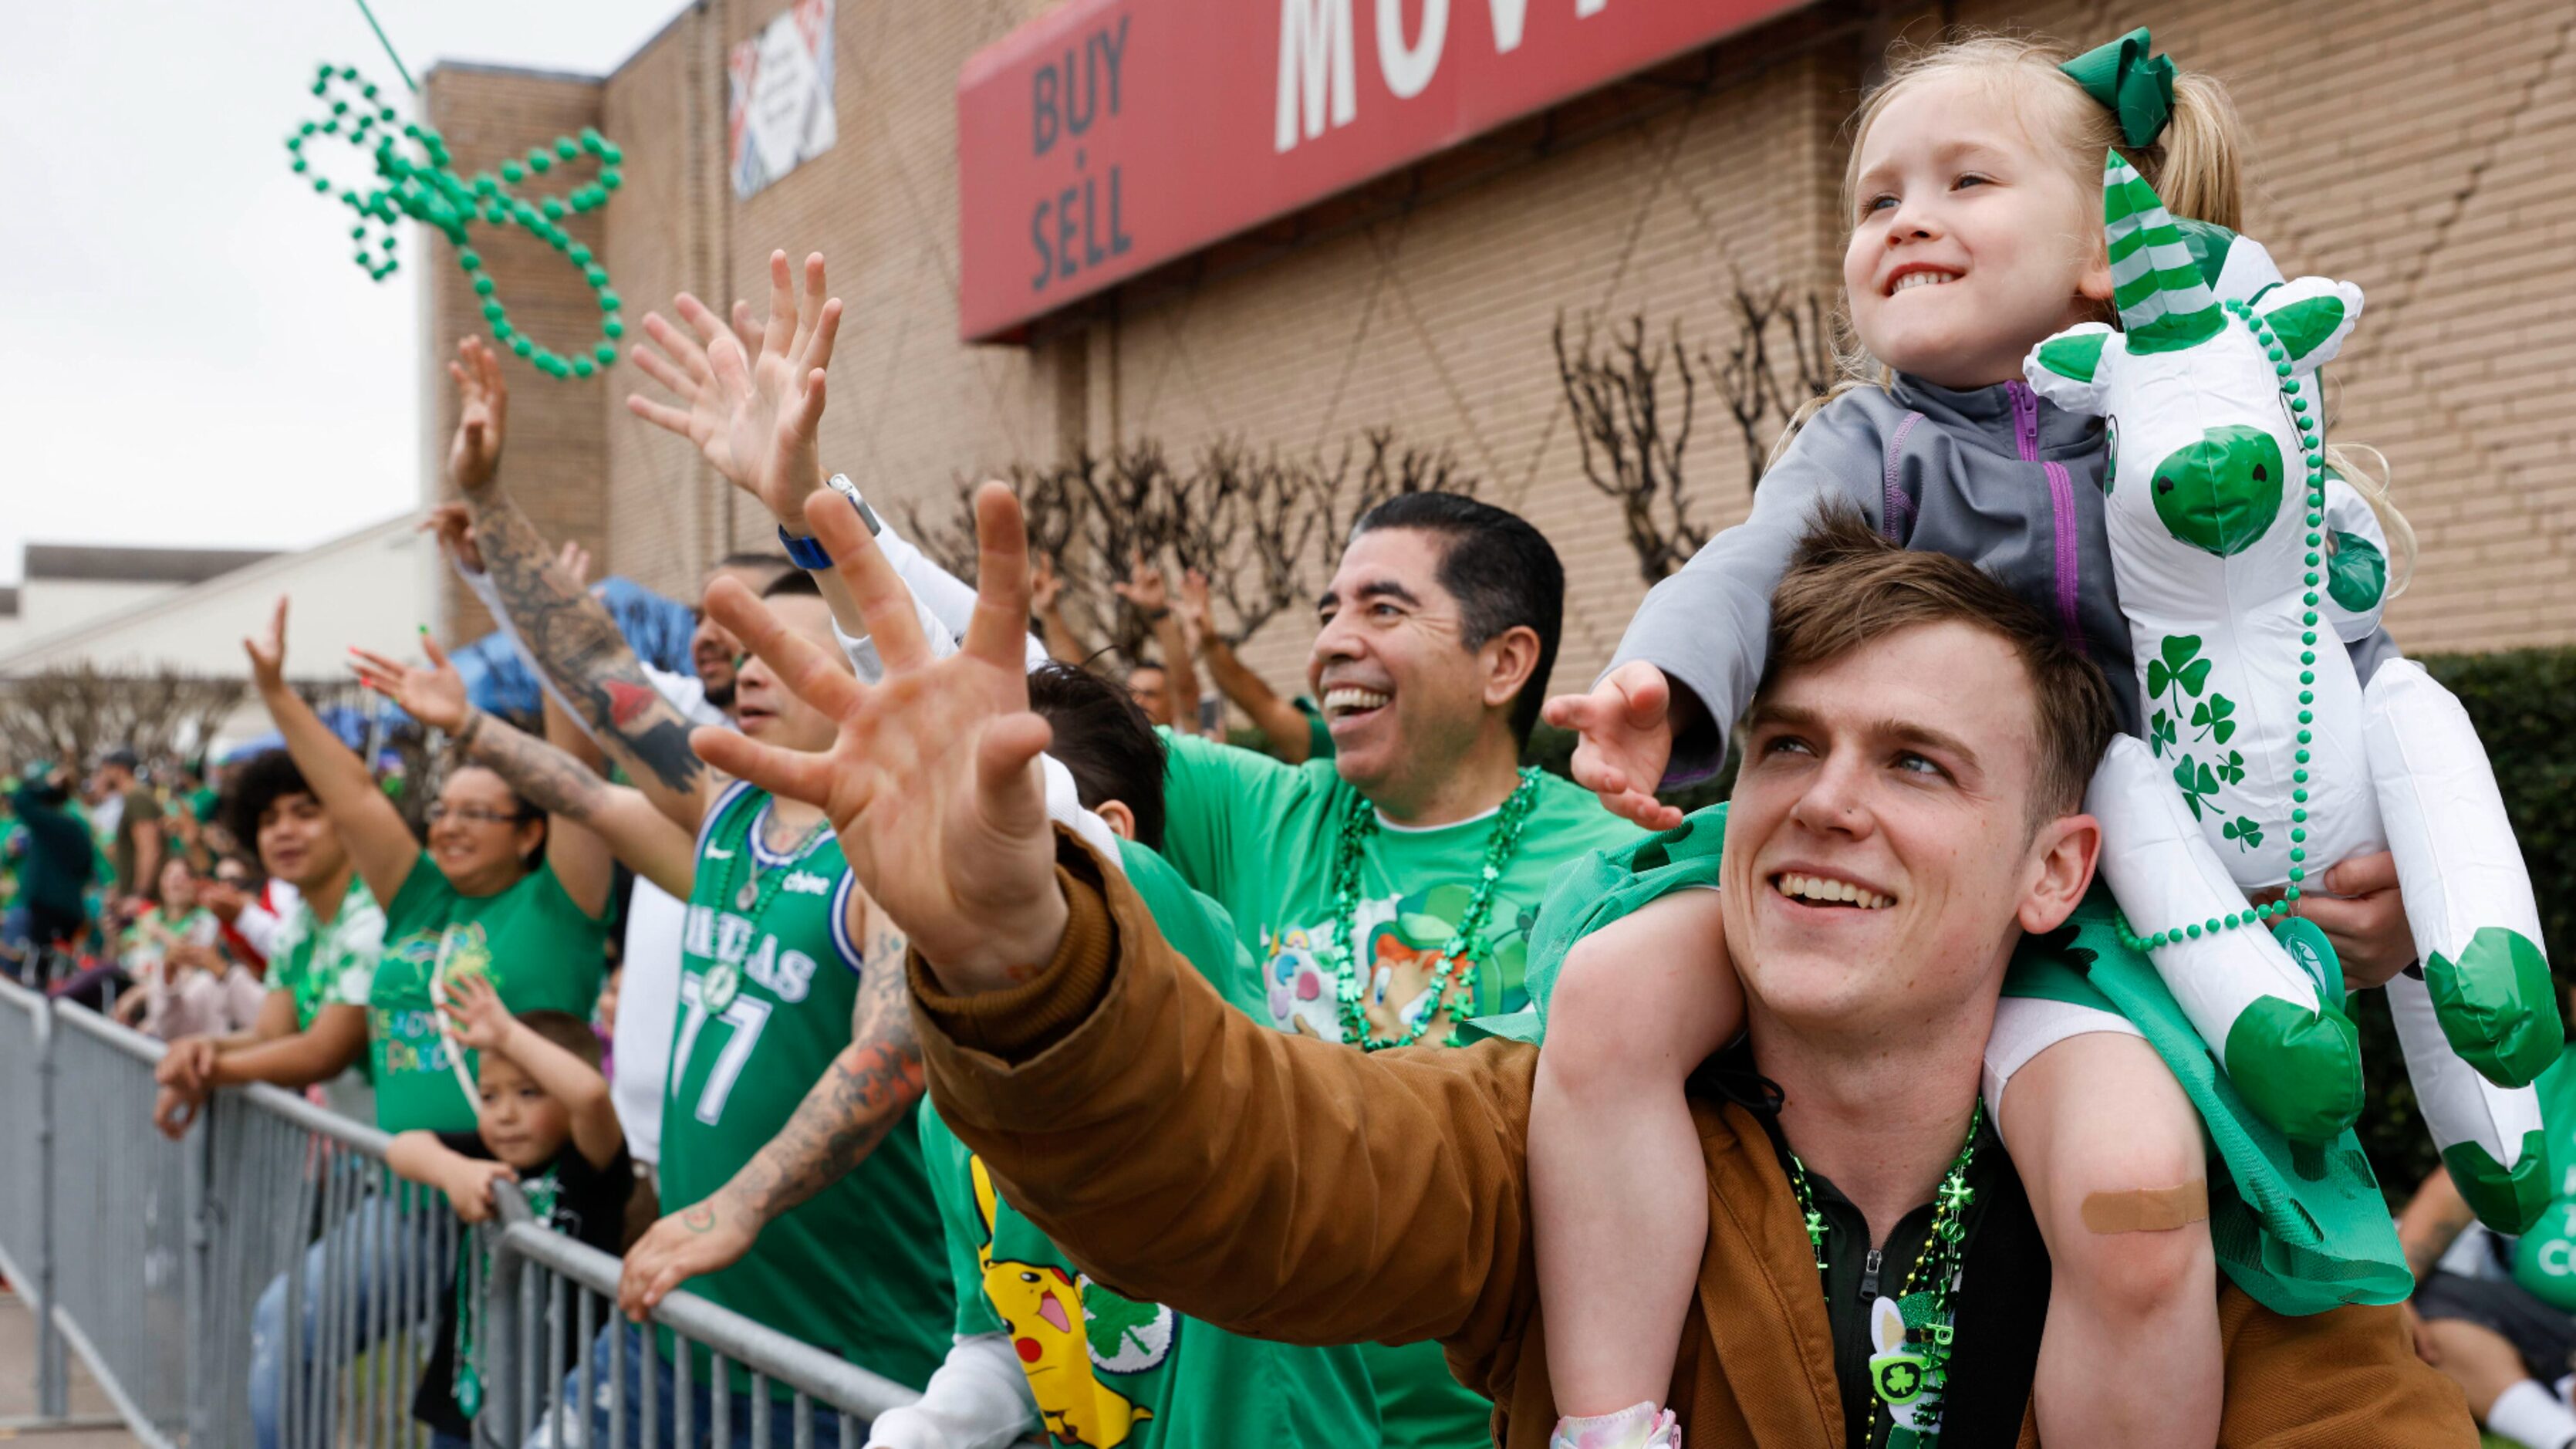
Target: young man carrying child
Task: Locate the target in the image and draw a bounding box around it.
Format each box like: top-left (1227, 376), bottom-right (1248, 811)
top-left (387, 973), bottom-right (631, 1448)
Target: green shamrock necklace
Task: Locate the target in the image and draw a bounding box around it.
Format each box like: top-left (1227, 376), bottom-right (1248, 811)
top-left (1316, 768), bottom-right (1541, 1051)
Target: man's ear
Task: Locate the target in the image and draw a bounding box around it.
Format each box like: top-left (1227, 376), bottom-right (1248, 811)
top-left (1478, 625), bottom-right (1544, 714)
top-left (1093, 799), bottom-right (1137, 842)
top-left (2019, 810), bottom-right (2101, 935)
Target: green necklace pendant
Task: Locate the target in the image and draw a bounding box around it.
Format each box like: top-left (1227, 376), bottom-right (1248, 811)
top-left (1317, 768), bottom-right (1542, 1052)
top-left (1784, 1101), bottom-right (1983, 1444)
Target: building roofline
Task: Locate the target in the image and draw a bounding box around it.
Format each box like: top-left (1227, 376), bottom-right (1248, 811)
top-left (0, 513), bottom-right (420, 675)
top-left (606, 0), bottom-right (707, 82)
top-left (23, 543), bottom-right (279, 586)
top-left (423, 58), bottom-right (606, 87)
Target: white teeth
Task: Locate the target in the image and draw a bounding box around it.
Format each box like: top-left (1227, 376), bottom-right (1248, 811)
top-left (1774, 873), bottom-right (1893, 910)
top-left (1323, 687), bottom-right (1390, 715)
top-left (1892, 271), bottom-right (1955, 293)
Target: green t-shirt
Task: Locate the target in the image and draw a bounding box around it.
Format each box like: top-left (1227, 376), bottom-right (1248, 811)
top-left (373, 853), bottom-right (606, 1133)
top-left (1154, 731), bottom-right (1637, 1447)
top-left (2534, 1046), bottom-right (2576, 1200)
top-left (920, 833), bottom-right (1379, 1447)
top-left (1156, 731), bottom-right (1640, 1042)
top-left (658, 782), bottom-right (948, 1393)
top-left (921, 1108), bottom-right (1382, 1448)
top-left (1113, 836), bottom-right (1267, 1020)
top-left (267, 879), bottom-right (385, 1033)
top-left (1291, 697), bottom-right (1337, 762)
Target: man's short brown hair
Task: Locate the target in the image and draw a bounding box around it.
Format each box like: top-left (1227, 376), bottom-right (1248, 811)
top-left (1756, 508), bottom-right (2118, 828)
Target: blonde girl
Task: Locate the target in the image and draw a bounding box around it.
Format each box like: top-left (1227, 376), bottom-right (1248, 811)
top-left (1533, 32), bottom-right (2420, 1449)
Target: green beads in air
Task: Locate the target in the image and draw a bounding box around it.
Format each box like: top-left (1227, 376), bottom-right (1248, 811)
top-left (289, 60), bottom-right (626, 379)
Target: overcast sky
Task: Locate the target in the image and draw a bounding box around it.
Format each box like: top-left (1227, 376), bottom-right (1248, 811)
top-left (0, 0), bottom-right (683, 584)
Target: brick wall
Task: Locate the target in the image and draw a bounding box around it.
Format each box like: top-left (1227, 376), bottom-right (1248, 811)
top-left (421, 65), bottom-right (613, 642)
top-left (424, 0), bottom-right (2576, 689)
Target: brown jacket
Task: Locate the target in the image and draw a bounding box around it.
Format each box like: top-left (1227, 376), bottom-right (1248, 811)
top-left (913, 837), bottom-right (2476, 1448)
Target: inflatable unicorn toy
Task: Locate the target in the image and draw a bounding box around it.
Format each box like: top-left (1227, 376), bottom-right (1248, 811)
top-left (2022, 152), bottom-right (2559, 1231)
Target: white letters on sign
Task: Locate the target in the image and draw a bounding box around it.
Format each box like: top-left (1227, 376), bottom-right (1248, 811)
top-left (1276, 0), bottom-right (1357, 151)
top-left (1376, 0), bottom-right (1449, 99)
top-left (1277, 0), bottom-right (1610, 150)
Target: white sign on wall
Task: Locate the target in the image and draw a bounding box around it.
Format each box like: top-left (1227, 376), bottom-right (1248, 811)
top-left (728, 0), bottom-right (837, 200)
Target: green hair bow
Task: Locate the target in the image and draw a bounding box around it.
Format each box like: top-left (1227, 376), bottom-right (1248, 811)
top-left (2060, 27), bottom-right (2175, 150)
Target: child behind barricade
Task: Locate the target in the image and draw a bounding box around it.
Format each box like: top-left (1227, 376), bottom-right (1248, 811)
top-left (386, 973), bottom-right (630, 1448)
top-left (1529, 30), bottom-right (2420, 1449)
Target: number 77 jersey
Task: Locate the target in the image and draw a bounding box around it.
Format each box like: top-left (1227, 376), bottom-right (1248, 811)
top-left (659, 781), bottom-right (950, 1393)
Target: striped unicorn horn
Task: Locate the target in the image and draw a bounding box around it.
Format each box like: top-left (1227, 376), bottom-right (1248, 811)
top-left (2104, 149), bottom-right (2223, 349)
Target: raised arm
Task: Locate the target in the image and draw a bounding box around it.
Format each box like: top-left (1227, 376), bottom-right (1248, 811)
top-left (1112, 552), bottom-right (1198, 730)
top-left (442, 972), bottom-right (622, 1168)
top-left (686, 485), bottom-right (1535, 1367)
top-left (617, 897), bottom-right (923, 1319)
top-left (1183, 569), bottom-right (1312, 759)
top-left (1028, 556), bottom-right (1091, 667)
top-left (441, 336), bottom-right (713, 829)
top-left (243, 599), bottom-right (417, 908)
top-left (349, 637), bottom-right (696, 899)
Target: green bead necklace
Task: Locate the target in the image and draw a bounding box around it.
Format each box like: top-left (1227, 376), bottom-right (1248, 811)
top-left (1784, 1101), bottom-right (1983, 1444)
top-left (701, 806), bottom-right (832, 1013)
top-left (2117, 299), bottom-right (2331, 956)
top-left (1317, 768), bottom-right (1542, 1052)
top-left (285, 63), bottom-right (628, 380)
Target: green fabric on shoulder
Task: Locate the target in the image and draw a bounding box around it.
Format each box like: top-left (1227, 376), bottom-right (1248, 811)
top-left (1491, 802), bottom-right (2412, 1316)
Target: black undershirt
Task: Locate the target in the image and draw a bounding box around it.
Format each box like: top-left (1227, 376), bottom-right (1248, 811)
top-left (1697, 1048), bottom-right (2052, 1447)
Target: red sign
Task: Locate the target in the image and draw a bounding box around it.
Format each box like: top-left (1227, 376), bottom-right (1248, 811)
top-left (957, 0), bottom-right (1808, 341)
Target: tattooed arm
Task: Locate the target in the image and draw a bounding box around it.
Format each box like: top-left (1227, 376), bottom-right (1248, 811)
top-left (349, 639), bottom-right (699, 900)
top-left (443, 336), bottom-right (714, 833)
top-left (464, 711), bottom-right (700, 900)
top-left (616, 900), bottom-right (924, 1321)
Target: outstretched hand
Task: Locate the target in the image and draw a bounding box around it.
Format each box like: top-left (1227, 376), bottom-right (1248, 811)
top-left (447, 337), bottom-right (509, 497)
top-left (1541, 660), bottom-right (1685, 830)
top-left (419, 504), bottom-right (487, 574)
top-left (348, 633), bottom-right (473, 735)
top-left (244, 597), bottom-right (291, 693)
top-left (438, 971), bottom-right (515, 1052)
top-left (1110, 549), bottom-right (1171, 617)
top-left (626, 250), bottom-right (842, 529)
top-left (1029, 554), bottom-right (1063, 614)
top-left (690, 482), bottom-right (1066, 993)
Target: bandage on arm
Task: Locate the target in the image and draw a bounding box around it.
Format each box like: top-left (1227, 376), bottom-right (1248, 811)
top-left (2081, 1181), bottom-right (2210, 1233)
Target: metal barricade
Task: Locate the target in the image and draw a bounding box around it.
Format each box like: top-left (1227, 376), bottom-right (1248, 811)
top-left (0, 982), bottom-right (925, 1447)
top-left (468, 1192), bottom-right (919, 1449)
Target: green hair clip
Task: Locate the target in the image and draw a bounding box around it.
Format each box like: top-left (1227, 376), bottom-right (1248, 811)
top-left (2060, 27), bottom-right (2176, 150)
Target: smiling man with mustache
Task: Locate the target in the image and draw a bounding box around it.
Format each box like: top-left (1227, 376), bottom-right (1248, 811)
top-left (1139, 491), bottom-right (1640, 1447)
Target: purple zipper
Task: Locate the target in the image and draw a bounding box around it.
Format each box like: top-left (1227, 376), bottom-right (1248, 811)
top-left (2009, 380), bottom-right (2087, 654)
top-left (1881, 411), bottom-right (1924, 540)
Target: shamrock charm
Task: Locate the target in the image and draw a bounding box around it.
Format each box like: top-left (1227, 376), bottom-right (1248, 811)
top-left (286, 62), bottom-right (628, 380)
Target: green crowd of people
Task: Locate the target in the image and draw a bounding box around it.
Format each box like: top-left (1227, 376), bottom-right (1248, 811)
top-left (39, 23), bottom-right (2576, 1449)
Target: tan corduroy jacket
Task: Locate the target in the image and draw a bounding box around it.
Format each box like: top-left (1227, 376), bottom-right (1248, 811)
top-left (912, 837), bottom-right (2476, 1448)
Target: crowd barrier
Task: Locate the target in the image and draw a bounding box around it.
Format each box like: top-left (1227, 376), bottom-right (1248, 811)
top-left (0, 978), bottom-right (922, 1447)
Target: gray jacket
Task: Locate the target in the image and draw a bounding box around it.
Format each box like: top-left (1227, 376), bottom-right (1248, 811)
top-left (1609, 374), bottom-right (2395, 782)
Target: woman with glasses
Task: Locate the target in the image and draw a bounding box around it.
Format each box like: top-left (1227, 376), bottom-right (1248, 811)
top-left (238, 597), bottom-right (611, 1449)
top-left (244, 597), bottom-right (611, 1133)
